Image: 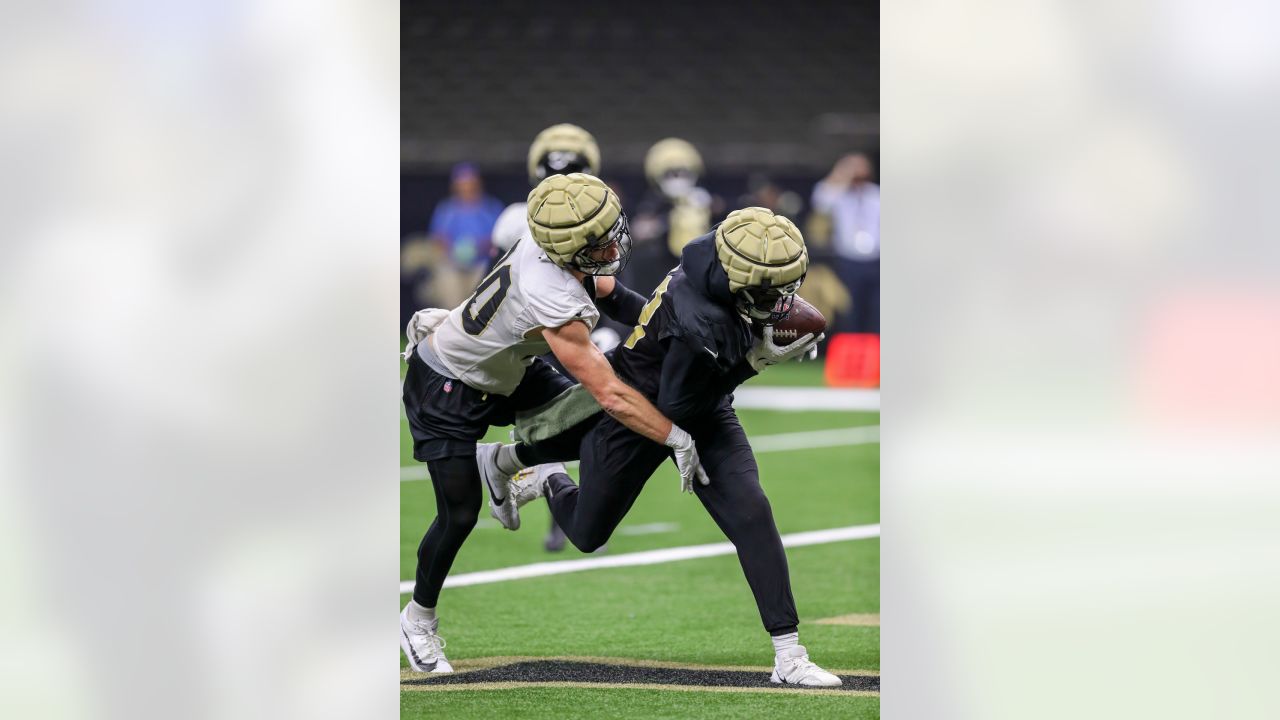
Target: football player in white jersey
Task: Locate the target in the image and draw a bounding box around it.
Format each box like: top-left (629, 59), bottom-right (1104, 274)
top-left (399, 173), bottom-right (704, 673)
top-left (484, 123), bottom-right (616, 551)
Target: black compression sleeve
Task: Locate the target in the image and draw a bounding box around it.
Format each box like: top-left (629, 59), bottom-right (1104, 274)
top-left (594, 280), bottom-right (648, 326)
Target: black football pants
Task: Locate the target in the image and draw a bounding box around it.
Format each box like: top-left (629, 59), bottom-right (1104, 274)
top-left (524, 404), bottom-right (800, 636)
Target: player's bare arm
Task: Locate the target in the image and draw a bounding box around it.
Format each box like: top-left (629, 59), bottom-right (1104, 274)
top-left (542, 318), bottom-right (709, 490)
top-left (542, 319), bottom-right (670, 444)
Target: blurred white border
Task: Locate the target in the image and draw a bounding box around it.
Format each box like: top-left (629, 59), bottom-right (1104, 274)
top-left (0, 2), bottom-right (400, 718)
top-left (884, 0), bottom-right (1280, 718)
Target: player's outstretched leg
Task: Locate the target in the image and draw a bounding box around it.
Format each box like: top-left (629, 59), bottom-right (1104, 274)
top-left (476, 429), bottom-right (589, 531)
top-left (542, 418), bottom-right (667, 553)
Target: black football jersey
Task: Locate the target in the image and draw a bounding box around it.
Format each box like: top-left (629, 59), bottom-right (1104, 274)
top-left (610, 232), bottom-right (758, 423)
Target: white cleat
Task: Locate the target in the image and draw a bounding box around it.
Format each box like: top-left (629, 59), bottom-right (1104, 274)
top-left (400, 605), bottom-right (453, 673)
top-left (476, 442), bottom-right (519, 530)
top-left (771, 646), bottom-right (842, 687)
top-left (512, 463), bottom-right (561, 504)
top-left (489, 462), bottom-right (563, 531)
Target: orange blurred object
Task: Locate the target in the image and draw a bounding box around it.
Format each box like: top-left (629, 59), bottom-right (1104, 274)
top-left (824, 333), bottom-right (880, 388)
top-left (1136, 287), bottom-right (1280, 428)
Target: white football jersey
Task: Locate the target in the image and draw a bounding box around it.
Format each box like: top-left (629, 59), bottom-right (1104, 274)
top-left (431, 237), bottom-right (600, 396)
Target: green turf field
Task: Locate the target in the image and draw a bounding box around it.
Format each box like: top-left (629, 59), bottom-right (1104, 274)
top-left (399, 366), bottom-right (879, 718)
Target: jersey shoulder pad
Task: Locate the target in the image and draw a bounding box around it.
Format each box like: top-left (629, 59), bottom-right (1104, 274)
top-left (520, 252), bottom-right (599, 329)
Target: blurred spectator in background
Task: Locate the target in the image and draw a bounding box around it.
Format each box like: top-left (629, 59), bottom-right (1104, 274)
top-left (426, 162), bottom-right (504, 306)
top-left (625, 138), bottom-right (724, 296)
top-left (812, 153), bottom-right (880, 334)
top-left (738, 173), bottom-right (805, 218)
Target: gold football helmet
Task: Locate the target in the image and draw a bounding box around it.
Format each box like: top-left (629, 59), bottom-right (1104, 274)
top-left (715, 207), bottom-right (808, 324)
top-left (526, 173), bottom-right (631, 276)
top-left (527, 124), bottom-right (601, 185)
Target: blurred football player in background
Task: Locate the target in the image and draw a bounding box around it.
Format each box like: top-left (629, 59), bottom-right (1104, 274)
top-left (624, 138), bottom-right (723, 296)
top-left (399, 173), bottom-right (696, 673)
top-left (480, 208), bottom-right (842, 687)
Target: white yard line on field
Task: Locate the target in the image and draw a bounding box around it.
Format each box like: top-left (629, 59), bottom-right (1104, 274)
top-left (617, 522), bottom-right (680, 536)
top-left (399, 425), bottom-right (880, 482)
top-left (398, 524), bottom-right (880, 593)
top-left (749, 425), bottom-right (880, 452)
top-left (732, 387), bottom-right (879, 412)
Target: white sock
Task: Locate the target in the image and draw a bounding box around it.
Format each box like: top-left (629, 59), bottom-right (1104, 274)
top-left (408, 600), bottom-right (438, 630)
top-left (772, 632), bottom-right (799, 656)
top-left (495, 444), bottom-right (526, 476)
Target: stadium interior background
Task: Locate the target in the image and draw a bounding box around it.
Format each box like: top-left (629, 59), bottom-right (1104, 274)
top-left (402, 0), bottom-right (879, 382)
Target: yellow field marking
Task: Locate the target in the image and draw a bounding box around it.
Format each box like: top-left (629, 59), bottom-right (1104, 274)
top-left (813, 613), bottom-right (880, 627)
top-left (400, 680), bottom-right (878, 698)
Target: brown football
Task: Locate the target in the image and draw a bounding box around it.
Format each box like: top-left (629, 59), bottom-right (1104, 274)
top-left (752, 296), bottom-right (826, 343)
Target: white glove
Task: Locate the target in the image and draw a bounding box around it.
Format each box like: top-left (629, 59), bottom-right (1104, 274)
top-left (746, 326), bottom-right (825, 371)
top-left (664, 424), bottom-right (710, 493)
top-left (402, 308), bottom-right (451, 360)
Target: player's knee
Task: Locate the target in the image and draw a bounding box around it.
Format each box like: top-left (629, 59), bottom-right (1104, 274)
top-left (569, 528), bottom-right (609, 554)
top-left (454, 509), bottom-right (479, 532)
top-left (728, 495), bottom-right (776, 535)
top-left (447, 498), bottom-right (482, 533)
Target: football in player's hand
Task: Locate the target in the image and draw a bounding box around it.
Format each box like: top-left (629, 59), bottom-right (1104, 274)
top-left (753, 297), bottom-right (826, 344)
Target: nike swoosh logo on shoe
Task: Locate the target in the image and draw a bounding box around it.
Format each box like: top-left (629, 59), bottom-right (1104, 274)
top-left (483, 473), bottom-right (507, 505)
top-left (401, 625), bottom-right (437, 671)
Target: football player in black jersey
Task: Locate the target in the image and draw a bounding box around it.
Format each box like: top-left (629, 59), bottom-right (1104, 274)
top-left (478, 207), bottom-right (841, 686)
